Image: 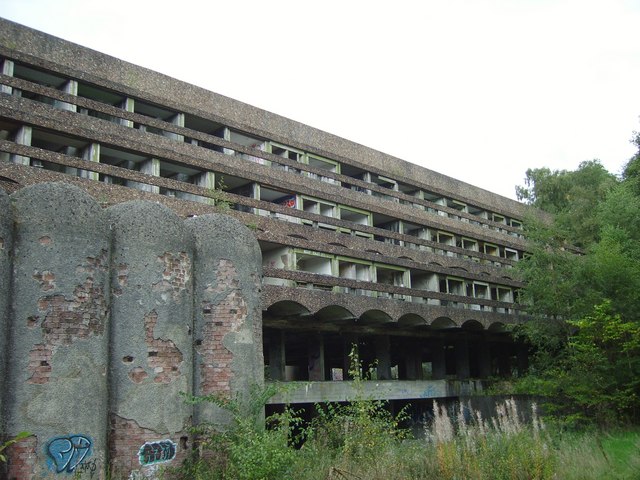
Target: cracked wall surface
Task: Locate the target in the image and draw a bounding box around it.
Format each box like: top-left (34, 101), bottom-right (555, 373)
top-left (0, 183), bottom-right (263, 480)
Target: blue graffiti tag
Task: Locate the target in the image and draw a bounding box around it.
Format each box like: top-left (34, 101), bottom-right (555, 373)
top-left (46, 434), bottom-right (93, 474)
top-left (138, 439), bottom-right (177, 466)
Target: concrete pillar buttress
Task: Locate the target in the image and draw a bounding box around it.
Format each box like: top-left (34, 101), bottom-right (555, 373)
top-left (6, 183), bottom-right (110, 479)
top-left (374, 335), bottom-right (392, 380)
top-left (308, 334), bottom-right (325, 381)
top-left (430, 338), bottom-right (447, 380)
top-left (268, 330), bottom-right (286, 381)
top-left (106, 201), bottom-right (194, 478)
top-left (0, 189), bottom-right (12, 429)
top-left (478, 339), bottom-right (492, 379)
top-left (455, 336), bottom-right (471, 380)
top-left (186, 214), bottom-right (263, 426)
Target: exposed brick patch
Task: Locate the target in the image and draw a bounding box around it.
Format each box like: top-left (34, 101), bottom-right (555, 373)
top-left (143, 310), bottom-right (183, 384)
top-left (113, 263), bottom-right (128, 297)
top-left (129, 366), bottom-right (148, 384)
top-left (27, 252), bottom-right (108, 384)
top-left (197, 259), bottom-right (247, 396)
top-left (152, 252), bottom-right (191, 300)
top-left (5, 434), bottom-right (37, 480)
top-left (32, 270), bottom-right (56, 291)
top-left (109, 414), bottom-right (189, 478)
top-left (38, 235), bottom-right (51, 246)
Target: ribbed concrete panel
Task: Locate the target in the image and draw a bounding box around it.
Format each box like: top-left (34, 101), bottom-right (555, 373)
top-left (7, 183), bottom-right (110, 479)
top-left (185, 214), bottom-right (263, 425)
top-left (106, 201), bottom-right (194, 478)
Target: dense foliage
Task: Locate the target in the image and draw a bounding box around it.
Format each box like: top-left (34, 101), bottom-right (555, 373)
top-left (513, 130), bottom-right (640, 426)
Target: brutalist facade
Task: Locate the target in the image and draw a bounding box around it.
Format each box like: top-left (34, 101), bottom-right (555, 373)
top-left (0, 18), bottom-right (543, 478)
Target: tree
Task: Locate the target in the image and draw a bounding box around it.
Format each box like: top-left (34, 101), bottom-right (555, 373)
top-left (513, 130), bottom-right (640, 425)
top-left (516, 160), bottom-right (617, 248)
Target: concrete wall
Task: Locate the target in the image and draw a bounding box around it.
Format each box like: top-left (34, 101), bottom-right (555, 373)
top-left (0, 183), bottom-right (263, 480)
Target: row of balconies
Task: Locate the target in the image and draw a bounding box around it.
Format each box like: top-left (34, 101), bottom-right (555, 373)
top-left (0, 57), bottom-right (525, 239)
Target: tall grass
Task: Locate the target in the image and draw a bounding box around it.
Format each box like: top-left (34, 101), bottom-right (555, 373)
top-left (166, 393), bottom-right (640, 479)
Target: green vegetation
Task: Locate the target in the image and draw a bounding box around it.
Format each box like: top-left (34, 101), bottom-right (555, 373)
top-left (166, 388), bottom-right (639, 479)
top-left (511, 127), bottom-right (640, 427)
top-left (0, 431), bottom-right (30, 464)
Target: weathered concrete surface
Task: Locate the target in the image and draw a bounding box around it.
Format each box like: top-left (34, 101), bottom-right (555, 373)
top-left (266, 379), bottom-right (484, 404)
top-left (106, 201), bottom-right (194, 477)
top-left (6, 182), bottom-right (110, 479)
top-left (186, 214), bottom-right (263, 425)
top-left (0, 188), bottom-right (12, 428)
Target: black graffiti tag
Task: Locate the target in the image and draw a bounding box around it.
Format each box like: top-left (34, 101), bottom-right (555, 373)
top-left (138, 439), bottom-right (177, 466)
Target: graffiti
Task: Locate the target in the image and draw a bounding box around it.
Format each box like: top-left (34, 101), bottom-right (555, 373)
top-left (46, 434), bottom-right (93, 474)
top-left (77, 458), bottom-right (98, 477)
top-left (138, 439), bottom-right (177, 466)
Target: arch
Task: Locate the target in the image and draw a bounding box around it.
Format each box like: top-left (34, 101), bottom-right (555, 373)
top-left (488, 321), bottom-right (507, 332)
top-left (398, 255), bottom-right (415, 262)
top-left (501, 275), bottom-right (513, 281)
top-left (365, 249), bottom-right (382, 255)
top-left (398, 313), bottom-right (427, 327)
top-left (265, 300), bottom-right (311, 317)
top-left (315, 304), bottom-right (356, 322)
top-left (461, 319), bottom-right (484, 331)
top-left (431, 316), bottom-right (456, 329)
top-left (359, 309), bottom-right (393, 325)
top-left (428, 261), bottom-right (443, 268)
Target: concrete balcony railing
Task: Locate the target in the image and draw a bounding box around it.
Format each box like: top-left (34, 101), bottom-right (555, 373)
top-left (265, 379), bottom-right (484, 404)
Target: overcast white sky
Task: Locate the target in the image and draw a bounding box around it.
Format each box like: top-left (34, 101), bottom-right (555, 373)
top-left (1, 0), bottom-right (639, 199)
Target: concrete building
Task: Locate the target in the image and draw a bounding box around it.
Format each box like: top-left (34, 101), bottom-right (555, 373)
top-left (0, 18), bottom-right (543, 478)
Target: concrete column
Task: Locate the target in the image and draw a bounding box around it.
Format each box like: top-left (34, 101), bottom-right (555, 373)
top-left (195, 171), bottom-right (216, 205)
top-left (107, 201), bottom-right (194, 478)
top-left (186, 214), bottom-right (263, 425)
top-left (268, 330), bottom-right (286, 381)
top-left (374, 335), bottom-right (392, 380)
top-left (1, 58), bottom-right (14, 94)
top-left (478, 339), bottom-right (492, 379)
top-left (53, 79), bottom-right (78, 112)
top-left (0, 190), bottom-right (12, 427)
top-left (10, 125), bottom-right (31, 165)
top-left (430, 338), bottom-right (446, 379)
top-left (79, 142), bottom-right (100, 181)
top-left (308, 334), bottom-right (325, 381)
top-left (118, 97), bottom-right (134, 128)
top-left (138, 158), bottom-right (160, 193)
top-left (62, 146), bottom-right (79, 176)
top-left (6, 183), bottom-right (110, 479)
top-left (164, 113), bottom-right (184, 142)
top-left (403, 340), bottom-right (422, 380)
top-left (455, 336), bottom-right (470, 380)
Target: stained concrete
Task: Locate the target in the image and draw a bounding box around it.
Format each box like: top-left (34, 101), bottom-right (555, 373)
top-left (6, 182), bottom-right (110, 478)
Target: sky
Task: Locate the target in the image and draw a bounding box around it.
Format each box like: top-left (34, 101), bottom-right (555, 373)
top-left (1, 0), bottom-right (639, 200)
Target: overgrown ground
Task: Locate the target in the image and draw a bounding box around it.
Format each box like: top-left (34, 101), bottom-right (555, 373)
top-left (164, 395), bottom-right (640, 480)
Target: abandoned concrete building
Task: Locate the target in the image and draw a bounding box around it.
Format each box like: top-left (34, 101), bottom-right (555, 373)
top-left (0, 18), bottom-right (543, 479)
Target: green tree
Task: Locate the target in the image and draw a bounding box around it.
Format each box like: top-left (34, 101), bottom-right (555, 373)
top-left (516, 160), bottom-right (617, 248)
top-left (514, 129), bottom-right (640, 425)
